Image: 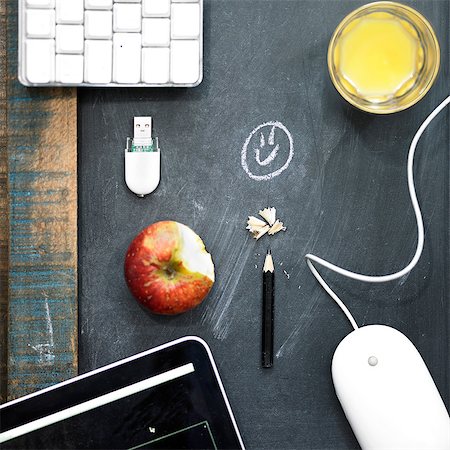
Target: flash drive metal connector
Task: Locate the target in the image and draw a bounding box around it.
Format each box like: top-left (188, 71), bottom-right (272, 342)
top-left (125, 117), bottom-right (161, 197)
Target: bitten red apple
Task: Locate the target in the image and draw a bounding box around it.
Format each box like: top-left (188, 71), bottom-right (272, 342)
top-left (124, 221), bottom-right (215, 315)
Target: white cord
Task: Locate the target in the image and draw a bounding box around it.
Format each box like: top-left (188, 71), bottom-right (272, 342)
top-left (306, 95), bottom-right (450, 330)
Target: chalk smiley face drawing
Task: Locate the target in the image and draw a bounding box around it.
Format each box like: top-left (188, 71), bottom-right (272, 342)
top-left (241, 121), bottom-right (294, 181)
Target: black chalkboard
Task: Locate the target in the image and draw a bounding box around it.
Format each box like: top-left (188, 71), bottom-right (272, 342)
top-left (78, 1), bottom-right (450, 448)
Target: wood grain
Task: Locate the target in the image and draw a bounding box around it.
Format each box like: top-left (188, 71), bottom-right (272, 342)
top-left (0, 0), bottom-right (8, 404)
top-left (2, 0), bottom-right (78, 401)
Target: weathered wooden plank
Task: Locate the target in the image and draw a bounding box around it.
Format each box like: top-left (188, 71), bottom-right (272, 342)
top-left (4, 0), bottom-right (78, 400)
top-left (0, 0), bottom-right (9, 404)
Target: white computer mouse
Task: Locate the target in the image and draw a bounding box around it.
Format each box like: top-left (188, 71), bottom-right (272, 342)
top-left (332, 324), bottom-right (450, 450)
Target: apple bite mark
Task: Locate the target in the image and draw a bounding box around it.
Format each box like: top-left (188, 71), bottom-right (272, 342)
top-left (176, 223), bottom-right (215, 282)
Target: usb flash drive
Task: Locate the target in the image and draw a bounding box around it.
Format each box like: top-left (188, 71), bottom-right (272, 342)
top-left (125, 117), bottom-right (161, 197)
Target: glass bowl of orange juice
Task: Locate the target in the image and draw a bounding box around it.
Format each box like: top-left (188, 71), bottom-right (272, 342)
top-left (328, 1), bottom-right (440, 114)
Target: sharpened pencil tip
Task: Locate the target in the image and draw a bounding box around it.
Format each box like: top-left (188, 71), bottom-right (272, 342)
top-left (267, 248), bottom-right (271, 255)
top-left (263, 251), bottom-right (274, 273)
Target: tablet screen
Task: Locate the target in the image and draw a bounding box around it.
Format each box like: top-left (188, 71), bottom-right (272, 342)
top-left (0, 337), bottom-right (244, 449)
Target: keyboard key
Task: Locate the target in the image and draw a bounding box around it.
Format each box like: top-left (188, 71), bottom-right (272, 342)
top-left (26, 0), bottom-right (55, 8)
top-left (171, 40), bottom-right (200, 84)
top-left (56, 25), bottom-right (84, 53)
top-left (142, 0), bottom-right (170, 17)
top-left (84, 40), bottom-right (112, 83)
top-left (85, 0), bottom-right (113, 10)
top-left (26, 9), bottom-right (55, 38)
top-left (142, 18), bottom-right (170, 47)
top-left (85, 11), bottom-right (113, 39)
top-left (171, 3), bottom-right (200, 39)
top-left (113, 33), bottom-right (141, 83)
top-left (113, 3), bottom-right (141, 32)
top-left (25, 39), bottom-right (55, 84)
top-left (56, 0), bottom-right (84, 24)
top-left (56, 54), bottom-right (83, 83)
top-left (142, 47), bottom-right (169, 84)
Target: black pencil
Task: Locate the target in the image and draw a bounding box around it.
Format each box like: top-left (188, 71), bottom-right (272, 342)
top-left (262, 249), bottom-right (275, 368)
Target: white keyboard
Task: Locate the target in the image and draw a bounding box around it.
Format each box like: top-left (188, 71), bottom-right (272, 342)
top-left (18, 0), bottom-right (203, 87)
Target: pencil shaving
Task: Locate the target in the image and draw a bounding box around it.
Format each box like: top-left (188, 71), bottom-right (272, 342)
top-left (246, 217), bottom-right (269, 238)
top-left (248, 224), bottom-right (268, 234)
top-left (259, 207), bottom-right (276, 226)
top-left (246, 216), bottom-right (268, 229)
top-left (253, 225), bottom-right (270, 240)
top-left (246, 207), bottom-right (286, 240)
top-left (268, 220), bottom-right (286, 235)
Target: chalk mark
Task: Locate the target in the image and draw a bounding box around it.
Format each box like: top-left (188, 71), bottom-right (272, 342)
top-left (201, 231), bottom-right (253, 341)
top-left (30, 299), bottom-right (55, 365)
top-left (255, 143), bottom-right (280, 166)
top-left (241, 121), bottom-right (294, 181)
top-left (276, 290), bottom-right (322, 359)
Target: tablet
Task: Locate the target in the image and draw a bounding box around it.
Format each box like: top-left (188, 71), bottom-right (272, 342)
top-left (0, 336), bottom-right (245, 449)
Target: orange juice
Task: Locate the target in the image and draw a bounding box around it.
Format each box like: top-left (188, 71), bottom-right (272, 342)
top-left (328, 2), bottom-right (440, 114)
top-left (336, 12), bottom-right (422, 101)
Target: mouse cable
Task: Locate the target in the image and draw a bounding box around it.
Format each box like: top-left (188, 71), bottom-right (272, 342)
top-left (305, 94), bottom-right (450, 330)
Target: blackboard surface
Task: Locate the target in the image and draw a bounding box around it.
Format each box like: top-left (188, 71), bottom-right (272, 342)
top-left (78, 1), bottom-right (450, 448)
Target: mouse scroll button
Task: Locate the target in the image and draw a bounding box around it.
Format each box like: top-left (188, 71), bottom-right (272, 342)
top-left (368, 356), bottom-right (378, 366)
